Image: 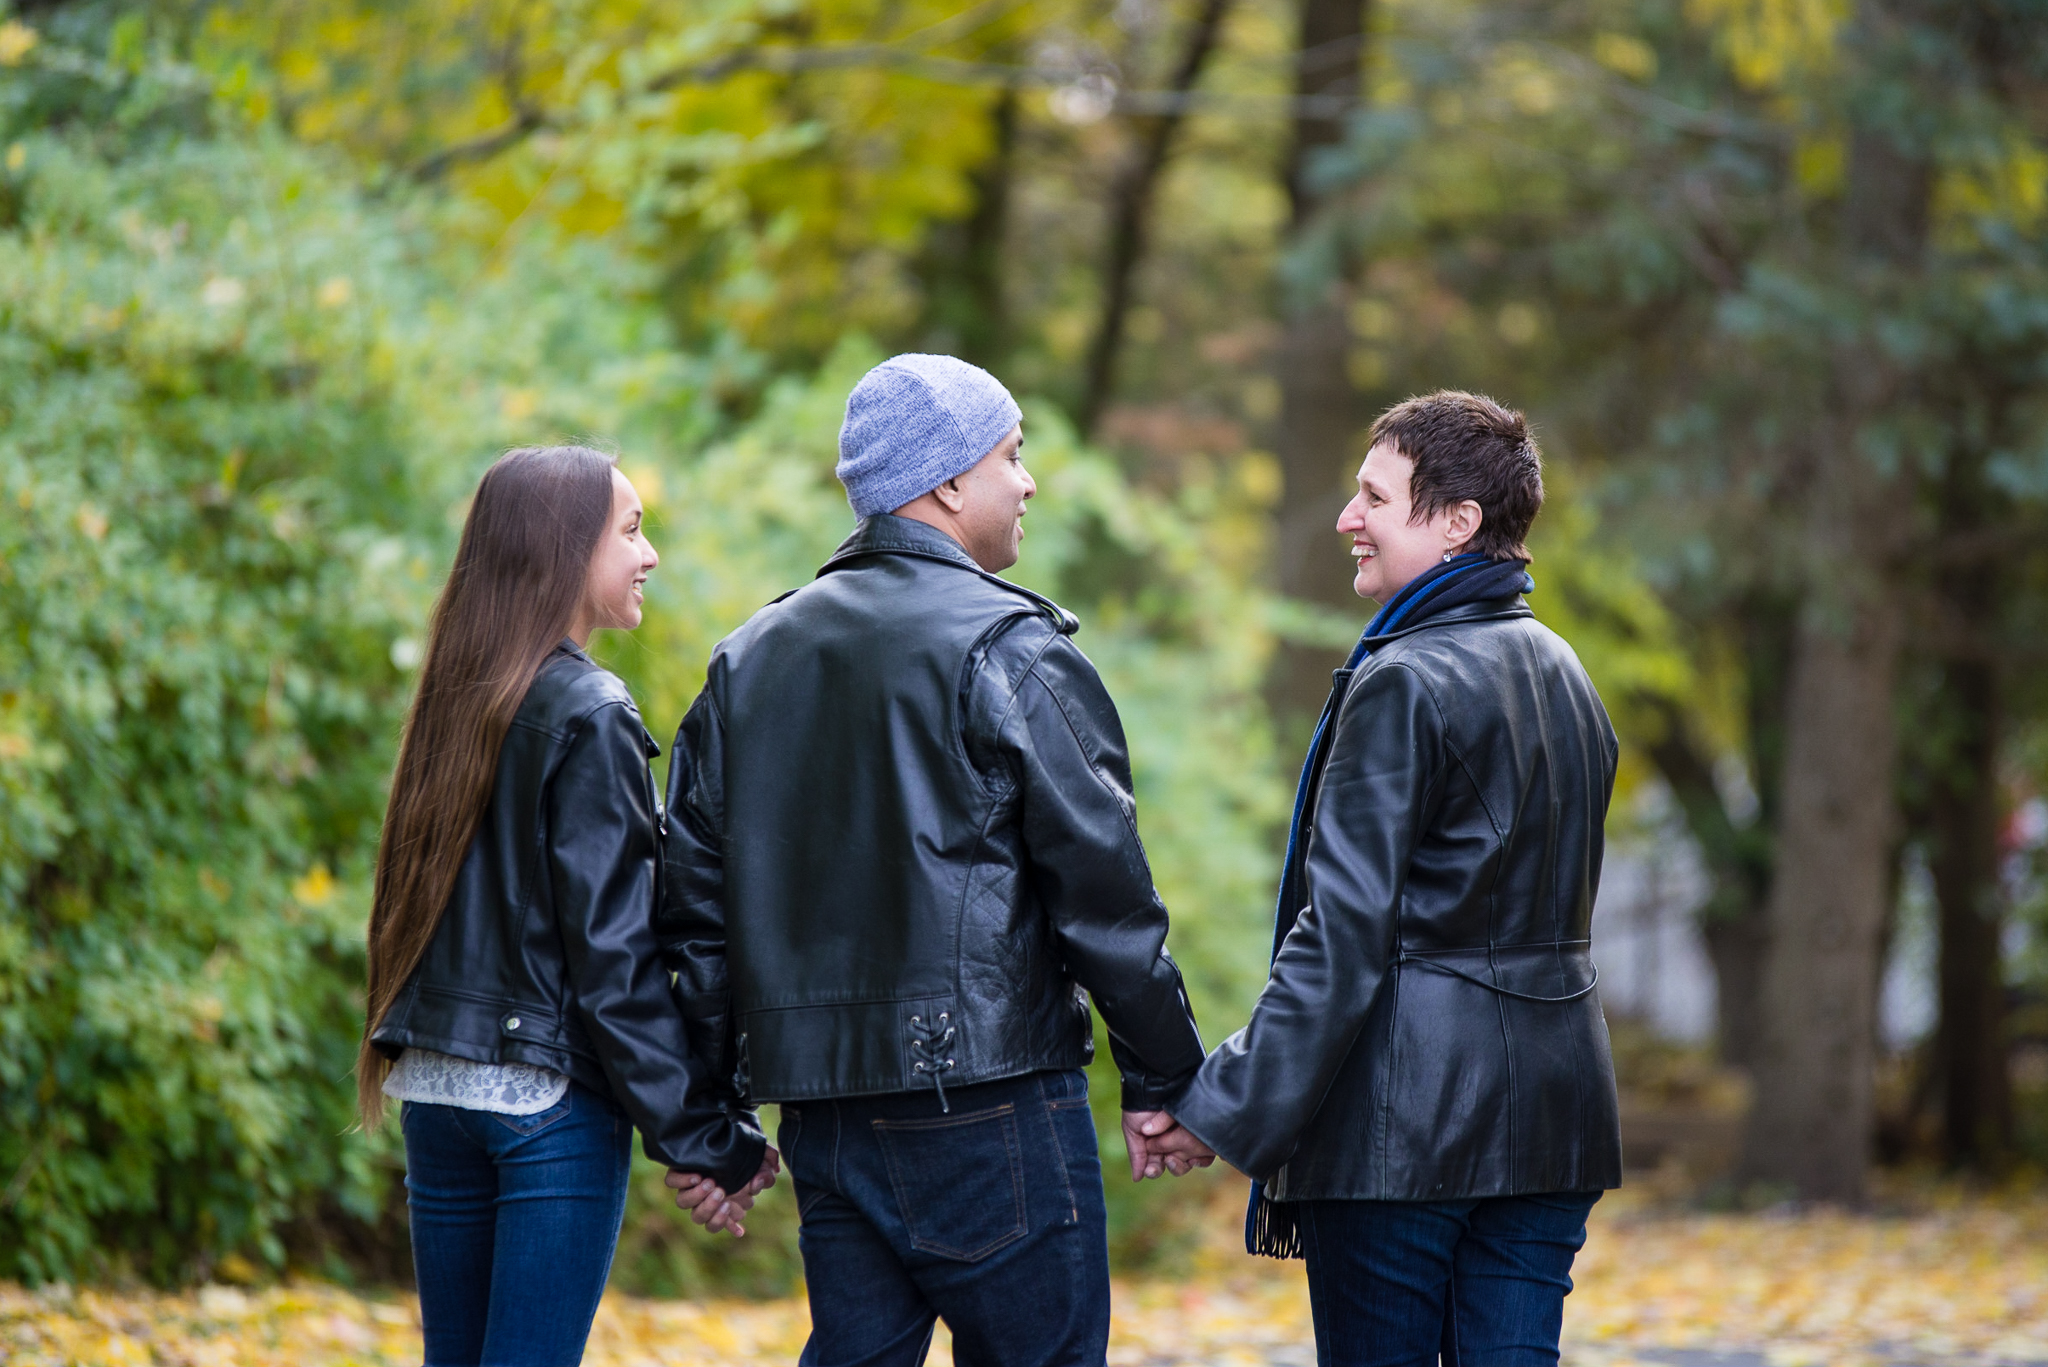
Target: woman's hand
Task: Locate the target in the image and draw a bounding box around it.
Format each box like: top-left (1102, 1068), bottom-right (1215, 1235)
top-left (666, 1145), bottom-right (782, 1238)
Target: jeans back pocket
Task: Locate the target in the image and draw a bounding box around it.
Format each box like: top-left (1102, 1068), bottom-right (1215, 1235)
top-left (872, 1103), bottom-right (1027, 1262)
top-left (491, 1094), bottom-right (572, 1137)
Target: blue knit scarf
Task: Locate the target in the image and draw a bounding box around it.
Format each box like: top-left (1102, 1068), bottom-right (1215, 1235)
top-left (1245, 552), bottom-right (1534, 1259)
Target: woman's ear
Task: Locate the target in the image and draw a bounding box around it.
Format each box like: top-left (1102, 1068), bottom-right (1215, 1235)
top-left (1446, 498), bottom-right (1485, 554)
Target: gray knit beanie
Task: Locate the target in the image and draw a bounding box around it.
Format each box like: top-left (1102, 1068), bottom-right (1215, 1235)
top-left (836, 354), bottom-right (1023, 518)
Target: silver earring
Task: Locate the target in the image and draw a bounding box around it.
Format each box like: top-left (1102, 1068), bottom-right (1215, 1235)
top-left (1442, 550), bottom-right (1455, 562)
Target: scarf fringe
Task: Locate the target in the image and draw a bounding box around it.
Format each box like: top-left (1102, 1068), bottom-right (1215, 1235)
top-left (1244, 1181), bottom-right (1304, 1260)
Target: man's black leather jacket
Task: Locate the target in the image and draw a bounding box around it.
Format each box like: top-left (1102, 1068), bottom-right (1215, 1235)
top-left (1174, 599), bottom-right (1624, 1199)
top-left (371, 644), bottom-right (767, 1191)
top-left (658, 516), bottom-right (1206, 1110)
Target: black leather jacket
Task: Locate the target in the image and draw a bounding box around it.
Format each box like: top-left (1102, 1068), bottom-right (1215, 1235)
top-left (371, 644), bottom-right (767, 1191)
top-left (1173, 599), bottom-right (1623, 1199)
top-left (658, 516), bottom-right (1206, 1110)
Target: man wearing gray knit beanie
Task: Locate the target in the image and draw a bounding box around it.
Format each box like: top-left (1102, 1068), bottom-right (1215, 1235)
top-left (660, 354), bottom-right (1208, 1365)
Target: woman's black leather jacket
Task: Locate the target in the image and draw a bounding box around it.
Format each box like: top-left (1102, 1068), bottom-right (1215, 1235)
top-left (1173, 599), bottom-right (1624, 1200)
top-left (370, 643), bottom-right (766, 1191)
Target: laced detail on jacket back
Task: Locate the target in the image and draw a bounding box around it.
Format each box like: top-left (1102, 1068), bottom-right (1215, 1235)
top-left (908, 1012), bottom-right (957, 1112)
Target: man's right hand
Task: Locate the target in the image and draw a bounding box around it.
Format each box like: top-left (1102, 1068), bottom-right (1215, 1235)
top-left (667, 1145), bottom-right (782, 1237)
top-left (1123, 1111), bottom-right (1216, 1181)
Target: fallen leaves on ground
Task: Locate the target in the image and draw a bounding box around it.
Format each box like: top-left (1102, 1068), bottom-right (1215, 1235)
top-left (5, 1183), bottom-right (2044, 1366)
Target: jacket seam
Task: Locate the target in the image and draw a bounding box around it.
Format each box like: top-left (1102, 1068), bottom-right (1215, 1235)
top-left (739, 992), bottom-right (951, 1012)
top-left (1028, 657), bottom-right (1145, 854)
top-left (1344, 659), bottom-right (1460, 1198)
top-left (961, 612), bottom-right (1054, 795)
top-left (1388, 651), bottom-right (1535, 1192)
top-left (958, 619), bottom-right (1067, 1071)
top-left (696, 685), bottom-right (733, 856)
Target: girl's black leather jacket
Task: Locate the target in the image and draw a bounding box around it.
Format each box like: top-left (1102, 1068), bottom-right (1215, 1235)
top-left (370, 644), bottom-right (766, 1190)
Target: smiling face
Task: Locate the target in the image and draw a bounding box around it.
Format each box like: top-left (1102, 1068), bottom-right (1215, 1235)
top-left (948, 426), bottom-right (1035, 572)
top-left (1337, 440), bottom-right (1482, 603)
top-left (575, 467), bottom-right (659, 643)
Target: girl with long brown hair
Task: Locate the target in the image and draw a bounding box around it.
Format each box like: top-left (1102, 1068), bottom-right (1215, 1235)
top-left (359, 446), bottom-right (773, 1367)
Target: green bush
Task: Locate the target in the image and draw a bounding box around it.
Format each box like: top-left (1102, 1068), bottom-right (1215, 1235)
top-left (0, 102), bottom-right (1290, 1286)
top-left (0, 123), bottom-right (426, 1283)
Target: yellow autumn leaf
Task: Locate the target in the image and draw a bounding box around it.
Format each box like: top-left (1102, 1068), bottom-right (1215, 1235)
top-left (5, 1184), bottom-right (2044, 1366)
top-left (1592, 33), bottom-right (1659, 82)
top-left (0, 21), bottom-right (37, 66)
top-left (292, 864), bottom-right (337, 905)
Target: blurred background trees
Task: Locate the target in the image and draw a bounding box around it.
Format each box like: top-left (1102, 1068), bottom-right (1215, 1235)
top-left (3, 0), bottom-right (2048, 1290)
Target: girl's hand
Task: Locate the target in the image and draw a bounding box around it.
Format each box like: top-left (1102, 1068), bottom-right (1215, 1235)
top-left (665, 1169), bottom-right (753, 1238)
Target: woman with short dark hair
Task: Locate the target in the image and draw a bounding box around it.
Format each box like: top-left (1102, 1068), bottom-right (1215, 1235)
top-left (357, 446), bottom-right (775, 1367)
top-left (1159, 391), bottom-right (1623, 1367)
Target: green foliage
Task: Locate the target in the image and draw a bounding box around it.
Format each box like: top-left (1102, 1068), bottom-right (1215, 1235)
top-left (0, 123), bottom-right (424, 1283)
top-left (0, 55), bottom-right (1290, 1284)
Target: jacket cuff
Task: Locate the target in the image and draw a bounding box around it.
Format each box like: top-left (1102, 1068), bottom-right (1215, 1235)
top-left (1165, 1078), bottom-right (1280, 1182)
top-left (645, 1106), bottom-right (769, 1194)
top-left (714, 1113), bottom-right (771, 1194)
top-left (1119, 1068), bottom-right (1195, 1112)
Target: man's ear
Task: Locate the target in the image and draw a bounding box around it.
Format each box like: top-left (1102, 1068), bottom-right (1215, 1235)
top-left (932, 476), bottom-right (969, 514)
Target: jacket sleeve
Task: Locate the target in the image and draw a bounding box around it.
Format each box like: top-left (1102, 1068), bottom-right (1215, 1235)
top-left (994, 630), bottom-right (1206, 1109)
top-left (548, 697), bottom-right (765, 1191)
top-left (1170, 661), bottom-right (1445, 1181)
top-left (655, 687), bottom-right (740, 1100)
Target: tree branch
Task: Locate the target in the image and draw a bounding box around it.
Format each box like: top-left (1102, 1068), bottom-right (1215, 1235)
top-left (1077, 0), bottom-right (1237, 436)
top-left (408, 39), bottom-right (1353, 181)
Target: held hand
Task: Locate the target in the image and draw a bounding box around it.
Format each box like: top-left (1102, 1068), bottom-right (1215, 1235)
top-left (1139, 1112), bottom-right (1217, 1177)
top-left (665, 1169), bottom-right (754, 1239)
top-left (742, 1145), bottom-right (782, 1198)
top-left (667, 1145), bottom-right (782, 1239)
top-left (1122, 1110), bottom-right (1169, 1181)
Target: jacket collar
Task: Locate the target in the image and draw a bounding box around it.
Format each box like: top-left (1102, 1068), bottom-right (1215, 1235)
top-left (1364, 596), bottom-right (1531, 650)
top-left (821, 513), bottom-right (986, 574)
top-left (818, 514), bottom-right (1081, 634)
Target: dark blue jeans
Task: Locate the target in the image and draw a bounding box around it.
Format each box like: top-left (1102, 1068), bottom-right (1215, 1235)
top-left (1296, 1191), bottom-right (1602, 1367)
top-left (781, 1069), bottom-right (1109, 1367)
top-left (402, 1082), bottom-right (633, 1367)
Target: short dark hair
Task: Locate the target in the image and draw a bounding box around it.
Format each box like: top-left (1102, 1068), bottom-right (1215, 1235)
top-left (1366, 390), bottom-right (1543, 561)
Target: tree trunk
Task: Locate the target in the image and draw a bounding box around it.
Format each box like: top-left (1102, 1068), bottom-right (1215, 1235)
top-left (1268, 0), bottom-right (1368, 721)
top-left (916, 89), bottom-right (1018, 369)
top-left (1928, 655), bottom-right (2010, 1165)
top-left (1736, 35), bottom-right (1931, 1201)
top-left (1739, 563), bottom-right (1904, 1201)
top-left (1641, 592), bottom-right (1791, 1070)
top-left (1076, 0), bottom-right (1236, 437)
top-left (1702, 910), bottom-right (1771, 1069)
top-left (1642, 700), bottom-right (1773, 1069)
top-left (1926, 448), bottom-right (2012, 1166)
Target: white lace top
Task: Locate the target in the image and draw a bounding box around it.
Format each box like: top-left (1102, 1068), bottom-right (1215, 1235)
top-left (383, 1048), bottom-right (570, 1116)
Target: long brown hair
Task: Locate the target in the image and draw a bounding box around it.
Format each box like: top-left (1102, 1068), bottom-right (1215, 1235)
top-left (356, 445), bottom-right (618, 1125)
